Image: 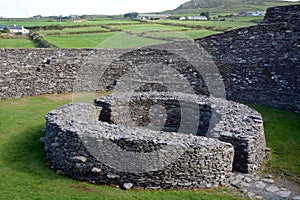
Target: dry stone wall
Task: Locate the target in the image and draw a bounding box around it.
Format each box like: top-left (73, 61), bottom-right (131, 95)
top-left (0, 5), bottom-right (299, 113)
top-left (196, 5), bottom-right (300, 112)
top-left (43, 92), bottom-right (265, 189)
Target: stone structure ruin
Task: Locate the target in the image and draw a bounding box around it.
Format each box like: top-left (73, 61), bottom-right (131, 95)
top-left (0, 4), bottom-right (299, 190)
top-left (43, 92), bottom-right (265, 189)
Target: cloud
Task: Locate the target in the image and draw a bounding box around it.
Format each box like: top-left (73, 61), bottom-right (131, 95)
top-left (0, 0), bottom-right (188, 18)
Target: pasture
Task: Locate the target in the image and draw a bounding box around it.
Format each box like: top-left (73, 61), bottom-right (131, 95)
top-left (0, 38), bottom-right (36, 48)
top-left (0, 16), bottom-right (258, 48)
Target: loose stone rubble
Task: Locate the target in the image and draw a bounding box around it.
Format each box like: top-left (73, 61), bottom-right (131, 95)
top-left (231, 173), bottom-right (300, 200)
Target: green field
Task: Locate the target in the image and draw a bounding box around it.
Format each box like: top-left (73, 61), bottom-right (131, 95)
top-left (112, 24), bottom-right (189, 32)
top-left (249, 105), bottom-right (300, 181)
top-left (97, 33), bottom-right (166, 48)
top-left (0, 38), bottom-right (36, 48)
top-left (38, 26), bottom-right (109, 35)
top-left (0, 19), bottom-right (140, 28)
top-left (180, 30), bottom-right (221, 39)
top-left (44, 32), bottom-right (118, 48)
top-left (38, 20), bottom-right (253, 48)
top-left (156, 20), bottom-right (256, 31)
top-left (0, 16), bottom-right (259, 48)
top-left (0, 94), bottom-right (239, 200)
top-left (44, 32), bottom-right (167, 48)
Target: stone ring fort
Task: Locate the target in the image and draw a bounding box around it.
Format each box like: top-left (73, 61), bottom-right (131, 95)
top-left (43, 36), bottom-right (267, 188)
top-left (1, 4), bottom-right (298, 191)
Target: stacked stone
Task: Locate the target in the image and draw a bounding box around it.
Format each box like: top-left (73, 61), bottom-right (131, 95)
top-left (95, 92), bottom-right (266, 173)
top-left (43, 100), bottom-right (234, 189)
top-left (261, 4), bottom-right (300, 31)
top-left (196, 4), bottom-right (300, 113)
top-left (1, 4), bottom-right (300, 113)
top-left (42, 91), bottom-right (266, 189)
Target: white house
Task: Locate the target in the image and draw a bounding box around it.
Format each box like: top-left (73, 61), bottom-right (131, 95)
top-left (136, 14), bottom-right (169, 21)
top-left (0, 25), bottom-right (29, 34)
top-left (179, 16), bottom-right (186, 20)
top-left (187, 16), bottom-right (207, 20)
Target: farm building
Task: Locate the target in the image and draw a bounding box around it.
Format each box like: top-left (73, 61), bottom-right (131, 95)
top-left (0, 25), bottom-right (29, 34)
top-left (136, 14), bottom-right (169, 21)
top-left (187, 16), bottom-right (208, 20)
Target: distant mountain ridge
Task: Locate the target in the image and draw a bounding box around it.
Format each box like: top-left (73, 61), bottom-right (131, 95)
top-left (166, 0), bottom-right (300, 14)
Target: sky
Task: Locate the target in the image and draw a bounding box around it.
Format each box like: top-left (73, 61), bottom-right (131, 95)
top-left (0, 0), bottom-right (190, 18)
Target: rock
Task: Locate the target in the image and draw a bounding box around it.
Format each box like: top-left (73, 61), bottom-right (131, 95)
top-left (262, 178), bottom-right (275, 183)
top-left (107, 174), bottom-right (120, 179)
top-left (240, 182), bottom-right (251, 187)
top-left (73, 156), bottom-right (87, 163)
top-left (220, 131), bottom-right (233, 138)
top-left (123, 182), bottom-right (133, 190)
top-left (244, 177), bottom-right (252, 183)
top-left (231, 180), bottom-right (241, 188)
top-left (247, 192), bottom-right (255, 197)
top-left (277, 190), bottom-right (291, 198)
top-left (264, 173), bottom-right (273, 179)
top-left (39, 137), bottom-right (46, 143)
top-left (235, 174), bottom-right (245, 180)
top-left (254, 181), bottom-right (266, 189)
top-left (265, 147), bottom-right (271, 152)
top-left (91, 167), bottom-right (102, 173)
top-left (254, 196), bottom-right (264, 199)
top-left (265, 186), bottom-right (279, 193)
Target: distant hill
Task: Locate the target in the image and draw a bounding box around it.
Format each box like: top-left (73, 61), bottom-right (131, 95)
top-left (164, 0), bottom-right (300, 14)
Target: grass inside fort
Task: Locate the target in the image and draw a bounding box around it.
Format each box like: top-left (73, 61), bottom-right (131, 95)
top-left (0, 94), bottom-right (299, 199)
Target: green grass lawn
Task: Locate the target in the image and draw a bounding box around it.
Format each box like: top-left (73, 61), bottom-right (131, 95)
top-left (155, 20), bottom-right (256, 30)
top-left (249, 105), bottom-right (300, 181)
top-left (0, 94), bottom-right (239, 200)
top-left (0, 19), bottom-right (140, 28)
top-left (44, 32), bottom-right (118, 48)
top-left (44, 32), bottom-right (166, 48)
top-left (97, 33), bottom-right (166, 48)
top-left (230, 16), bottom-right (264, 22)
top-left (0, 38), bottom-right (36, 48)
top-left (141, 29), bottom-right (220, 40)
top-left (38, 26), bottom-right (109, 35)
top-left (181, 30), bottom-right (221, 39)
top-left (112, 24), bottom-right (189, 32)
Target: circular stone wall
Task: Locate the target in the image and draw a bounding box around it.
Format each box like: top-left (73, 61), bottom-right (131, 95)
top-left (43, 92), bottom-right (266, 189)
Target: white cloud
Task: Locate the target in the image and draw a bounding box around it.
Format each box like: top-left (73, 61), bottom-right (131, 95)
top-left (0, 0), bottom-right (189, 18)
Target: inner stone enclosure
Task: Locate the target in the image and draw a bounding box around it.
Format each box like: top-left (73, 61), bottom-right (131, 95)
top-left (44, 92), bottom-right (266, 189)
